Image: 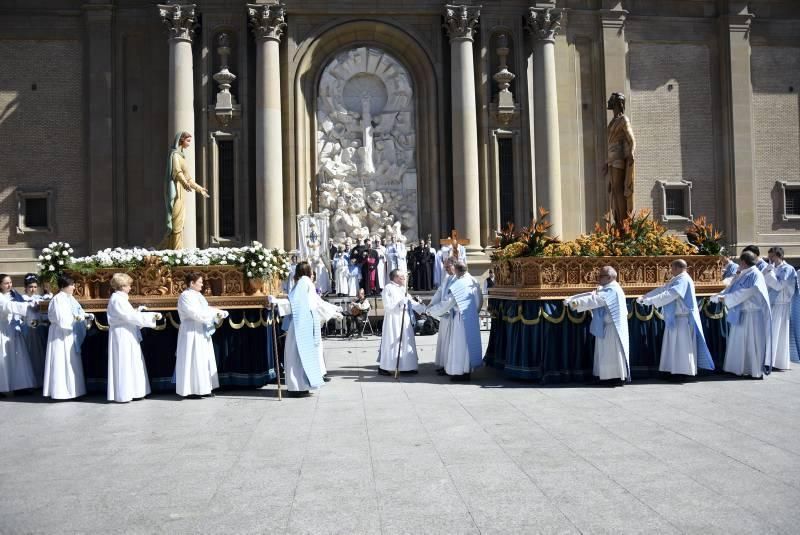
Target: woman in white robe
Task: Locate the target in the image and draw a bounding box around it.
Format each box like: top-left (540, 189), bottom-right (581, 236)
top-left (107, 273), bottom-right (161, 402)
top-left (332, 249), bottom-right (350, 297)
top-left (20, 274), bottom-right (47, 386)
top-left (0, 274), bottom-right (37, 394)
top-left (272, 262), bottom-right (341, 396)
top-left (175, 273), bottom-right (227, 397)
top-left (44, 275), bottom-right (91, 400)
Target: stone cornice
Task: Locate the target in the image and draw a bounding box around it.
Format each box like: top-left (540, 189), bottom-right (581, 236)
top-left (247, 3), bottom-right (287, 43)
top-left (157, 2), bottom-right (196, 42)
top-left (444, 4), bottom-right (481, 42)
top-left (599, 7), bottom-right (628, 30)
top-left (525, 6), bottom-right (564, 42)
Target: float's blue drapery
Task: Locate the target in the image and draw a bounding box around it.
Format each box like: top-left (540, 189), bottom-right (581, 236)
top-left (484, 298), bottom-right (728, 383)
top-left (80, 308), bottom-right (278, 392)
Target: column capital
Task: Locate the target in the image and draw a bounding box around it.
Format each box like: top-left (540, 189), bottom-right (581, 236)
top-left (247, 3), bottom-right (287, 43)
top-left (525, 6), bottom-right (564, 42)
top-left (157, 2), bottom-right (196, 42)
top-left (444, 4), bottom-right (481, 42)
top-left (599, 7), bottom-right (628, 31)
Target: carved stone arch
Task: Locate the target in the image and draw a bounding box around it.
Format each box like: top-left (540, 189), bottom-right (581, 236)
top-left (288, 19), bottom-right (445, 248)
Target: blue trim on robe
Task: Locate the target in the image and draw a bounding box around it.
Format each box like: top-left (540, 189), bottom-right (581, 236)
top-left (662, 274), bottom-right (714, 370)
top-left (589, 282), bottom-right (631, 381)
top-left (285, 277), bottom-right (323, 388)
top-left (783, 267), bottom-right (800, 363)
top-left (448, 276), bottom-right (483, 370)
top-left (723, 260), bottom-right (738, 280)
top-left (724, 267), bottom-right (773, 373)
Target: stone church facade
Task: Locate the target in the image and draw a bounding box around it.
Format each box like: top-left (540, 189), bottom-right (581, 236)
top-left (0, 0), bottom-right (799, 274)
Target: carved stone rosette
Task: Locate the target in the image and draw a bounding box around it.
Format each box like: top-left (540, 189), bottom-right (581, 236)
top-left (157, 2), bottom-right (197, 42)
top-left (525, 7), bottom-right (563, 42)
top-left (444, 4), bottom-right (481, 42)
top-left (490, 255), bottom-right (727, 300)
top-left (247, 3), bottom-right (287, 42)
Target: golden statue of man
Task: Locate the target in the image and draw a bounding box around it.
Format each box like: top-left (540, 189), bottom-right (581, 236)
top-left (602, 92), bottom-right (636, 227)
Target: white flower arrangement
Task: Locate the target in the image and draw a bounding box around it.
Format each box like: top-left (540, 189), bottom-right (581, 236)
top-left (37, 242), bottom-right (74, 284)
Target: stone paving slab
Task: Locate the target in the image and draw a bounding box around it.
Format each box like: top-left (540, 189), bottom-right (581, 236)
top-left (2, 332), bottom-right (800, 534)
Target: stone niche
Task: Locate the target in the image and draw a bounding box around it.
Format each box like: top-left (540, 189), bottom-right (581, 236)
top-left (316, 46), bottom-right (418, 245)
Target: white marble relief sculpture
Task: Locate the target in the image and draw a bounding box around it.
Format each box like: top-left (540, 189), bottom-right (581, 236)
top-left (317, 46), bottom-right (417, 245)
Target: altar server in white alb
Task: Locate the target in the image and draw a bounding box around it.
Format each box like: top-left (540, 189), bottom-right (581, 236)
top-left (20, 274), bottom-right (48, 386)
top-left (332, 246), bottom-right (350, 297)
top-left (638, 259), bottom-right (714, 376)
top-left (426, 261), bottom-right (483, 380)
top-left (763, 247), bottom-right (798, 370)
top-left (711, 251), bottom-right (772, 378)
top-left (0, 274), bottom-right (37, 395)
top-left (106, 273), bottom-right (162, 402)
top-left (44, 275), bottom-right (93, 400)
top-left (272, 262), bottom-right (342, 397)
top-left (565, 266), bottom-right (630, 384)
top-left (428, 257), bottom-right (456, 375)
top-left (175, 272), bottom-right (228, 397)
top-left (378, 269), bottom-right (426, 375)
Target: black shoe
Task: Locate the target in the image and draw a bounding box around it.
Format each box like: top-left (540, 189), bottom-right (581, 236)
top-left (287, 390), bottom-right (310, 398)
top-left (378, 369), bottom-right (391, 376)
top-left (323, 375), bottom-right (332, 382)
top-left (450, 373), bottom-right (471, 382)
top-left (401, 369), bottom-right (418, 375)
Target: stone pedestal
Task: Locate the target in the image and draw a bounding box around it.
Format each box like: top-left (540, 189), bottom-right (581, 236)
top-left (248, 3), bottom-right (286, 250)
top-left (159, 2), bottom-right (198, 249)
top-left (444, 4), bottom-right (482, 254)
top-left (526, 6), bottom-right (564, 239)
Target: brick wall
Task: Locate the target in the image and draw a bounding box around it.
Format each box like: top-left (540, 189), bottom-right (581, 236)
top-left (751, 45), bottom-right (800, 235)
top-left (0, 40), bottom-right (86, 250)
top-left (629, 42), bottom-right (717, 228)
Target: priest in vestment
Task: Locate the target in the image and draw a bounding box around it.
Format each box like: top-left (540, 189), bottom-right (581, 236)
top-left (426, 261), bottom-right (483, 381)
top-left (565, 266), bottom-right (630, 384)
top-left (712, 251), bottom-right (773, 378)
top-left (107, 273), bottom-right (161, 403)
top-left (638, 259), bottom-right (714, 377)
top-left (376, 239), bottom-right (388, 291)
top-left (273, 262), bottom-right (342, 396)
top-left (44, 275), bottom-right (92, 400)
top-left (175, 273), bottom-right (228, 397)
top-left (378, 269), bottom-right (426, 375)
top-left (763, 247), bottom-right (798, 370)
top-left (428, 257), bottom-right (456, 374)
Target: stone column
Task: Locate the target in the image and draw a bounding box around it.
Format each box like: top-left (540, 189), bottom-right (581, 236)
top-left (248, 4), bottom-right (286, 249)
top-left (526, 6), bottom-right (564, 238)
top-left (720, 3), bottom-right (756, 245)
top-left (444, 4), bottom-right (482, 253)
top-left (599, 1), bottom-right (628, 98)
top-left (84, 2), bottom-right (115, 250)
top-left (158, 2), bottom-right (198, 249)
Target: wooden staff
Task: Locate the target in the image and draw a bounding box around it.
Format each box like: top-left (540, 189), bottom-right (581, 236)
top-left (271, 303), bottom-right (282, 401)
top-left (394, 281), bottom-right (409, 380)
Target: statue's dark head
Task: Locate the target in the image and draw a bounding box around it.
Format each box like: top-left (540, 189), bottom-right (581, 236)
top-left (607, 92), bottom-right (625, 113)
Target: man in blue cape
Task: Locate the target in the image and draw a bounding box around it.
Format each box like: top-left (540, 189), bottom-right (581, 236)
top-left (763, 247), bottom-right (799, 370)
top-left (565, 266), bottom-right (630, 385)
top-left (712, 251), bottom-right (773, 378)
top-left (638, 259), bottom-right (714, 377)
top-left (426, 261), bottom-right (483, 381)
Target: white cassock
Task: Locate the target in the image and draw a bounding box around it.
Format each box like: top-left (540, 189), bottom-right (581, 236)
top-left (764, 262), bottom-right (797, 370)
top-left (273, 277), bottom-right (341, 391)
top-left (427, 274), bottom-right (483, 375)
top-left (333, 253), bottom-right (350, 295)
top-left (175, 289), bottom-right (223, 396)
top-left (428, 274), bottom-right (454, 368)
top-left (44, 292), bottom-right (87, 399)
top-left (21, 294), bottom-right (47, 386)
top-left (433, 248), bottom-right (445, 288)
top-left (377, 246), bottom-right (387, 290)
top-left (379, 281), bottom-right (426, 372)
top-left (106, 291), bottom-right (159, 402)
top-left (347, 263), bottom-right (361, 297)
top-left (717, 266), bottom-right (771, 378)
top-left (566, 284), bottom-right (629, 381)
top-left (0, 293), bottom-right (36, 393)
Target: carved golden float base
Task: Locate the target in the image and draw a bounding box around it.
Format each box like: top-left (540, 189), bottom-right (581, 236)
top-left (489, 255), bottom-right (726, 300)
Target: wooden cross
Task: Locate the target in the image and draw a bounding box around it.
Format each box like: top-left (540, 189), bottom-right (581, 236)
top-left (440, 229), bottom-right (470, 258)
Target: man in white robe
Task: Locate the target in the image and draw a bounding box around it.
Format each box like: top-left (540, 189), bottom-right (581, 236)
top-left (272, 262), bottom-right (342, 397)
top-left (376, 239), bottom-right (388, 291)
top-left (763, 247), bottom-right (798, 370)
top-left (428, 257), bottom-right (456, 374)
top-left (378, 269), bottom-right (426, 375)
top-left (638, 259), bottom-right (714, 377)
top-left (565, 266), bottom-right (630, 385)
top-left (426, 261), bottom-right (483, 381)
top-left (712, 251), bottom-right (773, 378)
top-left (332, 246), bottom-right (350, 297)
